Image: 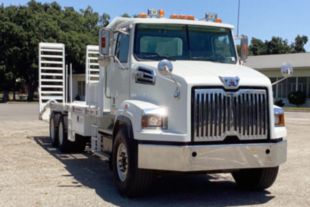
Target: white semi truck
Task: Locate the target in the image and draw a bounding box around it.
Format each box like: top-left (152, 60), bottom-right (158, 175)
top-left (39, 10), bottom-right (288, 197)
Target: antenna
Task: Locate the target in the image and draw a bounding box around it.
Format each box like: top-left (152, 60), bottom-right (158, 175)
top-left (237, 0), bottom-right (241, 37)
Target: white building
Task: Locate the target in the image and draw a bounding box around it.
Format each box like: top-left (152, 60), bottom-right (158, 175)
top-left (247, 53), bottom-right (310, 106)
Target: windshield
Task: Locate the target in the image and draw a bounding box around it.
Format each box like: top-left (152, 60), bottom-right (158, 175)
top-left (134, 24), bottom-right (237, 64)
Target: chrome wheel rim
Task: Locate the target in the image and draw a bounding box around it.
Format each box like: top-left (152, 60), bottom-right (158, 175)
top-left (116, 143), bottom-right (128, 182)
top-left (58, 121), bottom-right (63, 146)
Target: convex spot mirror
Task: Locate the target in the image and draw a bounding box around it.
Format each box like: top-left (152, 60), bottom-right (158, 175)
top-left (240, 35), bottom-right (249, 61)
top-left (158, 59), bottom-right (173, 76)
top-left (281, 63), bottom-right (294, 78)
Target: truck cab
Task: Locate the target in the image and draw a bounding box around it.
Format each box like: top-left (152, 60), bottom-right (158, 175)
top-left (46, 10), bottom-right (287, 197)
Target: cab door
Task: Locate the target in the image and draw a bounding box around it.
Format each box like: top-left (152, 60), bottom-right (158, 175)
top-left (108, 31), bottom-right (131, 112)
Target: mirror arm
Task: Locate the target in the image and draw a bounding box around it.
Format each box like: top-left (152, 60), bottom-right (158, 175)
top-left (170, 75), bottom-right (181, 98)
top-left (114, 56), bottom-right (127, 70)
top-left (114, 29), bottom-right (129, 36)
top-left (104, 66), bottom-right (112, 99)
top-left (272, 77), bottom-right (288, 86)
top-left (239, 59), bottom-right (246, 65)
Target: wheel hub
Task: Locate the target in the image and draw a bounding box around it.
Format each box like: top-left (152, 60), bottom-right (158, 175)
top-left (58, 122), bottom-right (63, 145)
top-left (116, 143), bottom-right (128, 182)
top-left (50, 119), bottom-right (55, 141)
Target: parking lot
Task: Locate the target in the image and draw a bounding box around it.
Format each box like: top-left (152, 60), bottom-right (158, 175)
top-left (0, 103), bottom-right (309, 207)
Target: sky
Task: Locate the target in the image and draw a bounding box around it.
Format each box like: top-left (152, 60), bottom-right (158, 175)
top-left (2, 0), bottom-right (310, 51)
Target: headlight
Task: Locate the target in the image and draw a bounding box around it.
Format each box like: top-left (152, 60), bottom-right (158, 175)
top-left (274, 107), bottom-right (285, 127)
top-left (141, 114), bottom-right (168, 129)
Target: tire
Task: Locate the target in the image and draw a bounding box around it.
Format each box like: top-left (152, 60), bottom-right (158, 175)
top-left (57, 116), bottom-right (72, 153)
top-left (112, 127), bottom-right (153, 197)
top-left (232, 167), bottom-right (279, 190)
top-left (49, 113), bottom-right (58, 147)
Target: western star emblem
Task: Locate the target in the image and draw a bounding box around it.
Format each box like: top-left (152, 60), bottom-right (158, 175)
top-left (219, 76), bottom-right (240, 89)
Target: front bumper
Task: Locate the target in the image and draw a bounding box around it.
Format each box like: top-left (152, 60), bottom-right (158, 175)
top-left (138, 140), bottom-right (287, 172)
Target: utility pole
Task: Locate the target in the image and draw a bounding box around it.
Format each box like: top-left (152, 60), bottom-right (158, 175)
top-left (237, 0), bottom-right (241, 37)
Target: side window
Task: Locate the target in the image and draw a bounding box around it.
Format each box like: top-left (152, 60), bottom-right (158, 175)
top-left (115, 33), bottom-right (130, 63)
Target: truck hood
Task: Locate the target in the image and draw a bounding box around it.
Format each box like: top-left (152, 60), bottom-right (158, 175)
top-left (137, 61), bottom-right (271, 87)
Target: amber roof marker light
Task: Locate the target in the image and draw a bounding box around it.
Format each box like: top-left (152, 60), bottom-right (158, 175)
top-left (170, 14), bottom-right (195, 20)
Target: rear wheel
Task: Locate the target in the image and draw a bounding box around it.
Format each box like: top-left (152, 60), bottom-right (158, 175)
top-left (49, 114), bottom-right (58, 147)
top-left (232, 167), bottom-right (279, 190)
top-left (112, 127), bottom-right (153, 197)
top-left (58, 116), bottom-right (71, 153)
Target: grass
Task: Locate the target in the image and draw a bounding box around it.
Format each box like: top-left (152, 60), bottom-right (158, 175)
top-left (284, 106), bottom-right (310, 112)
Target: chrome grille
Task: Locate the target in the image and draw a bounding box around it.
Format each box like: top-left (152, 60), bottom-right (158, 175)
top-left (192, 88), bottom-right (269, 142)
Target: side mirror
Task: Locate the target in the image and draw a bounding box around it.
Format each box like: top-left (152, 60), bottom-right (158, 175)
top-left (158, 59), bottom-right (173, 76)
top-left (99, 28), bottom-right (111, 56)
top-left (240, 35), bottom-right (249, 61)
top-left (281, 63), bottom-right (294, 78)
top-left (272, 63), bottom-right (294, 86)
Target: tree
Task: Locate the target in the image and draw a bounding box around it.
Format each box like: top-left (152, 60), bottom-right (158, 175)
top-left (249, 38), bottom-right (267, 55)
top-left (0, 1), bottom-right (105, 101)
top-left (292, 35), bottom-right (308, 53)
top-left (249, 35), bottom-right (308, 56)
top-left (0, 6), bottom-right (26, 101)
top-left (266, 37), bottom-right (292, 54)
top-left (100, 13), bottom-right (110, 27)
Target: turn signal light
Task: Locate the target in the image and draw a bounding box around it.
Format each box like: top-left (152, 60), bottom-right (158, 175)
top-left (274, 107), bottom-right (285, 127)
top-left (275, 114), bottom-right (285, 127)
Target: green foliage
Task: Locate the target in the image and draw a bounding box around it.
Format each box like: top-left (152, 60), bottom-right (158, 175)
top-left (292, 35), bottom-right (308, 53)
top-left (100, 13), bottom-right (110, 27)
top-left (0, 0), bottom-right (106, 101)
top-left (288, 91), bottom-right (306, 106)
top-left (249, 35), bottom-right (308, 56)
top-left (266, 37), bottom-right (292, 54)
top-left (249, 38), bottom-right (267, 55)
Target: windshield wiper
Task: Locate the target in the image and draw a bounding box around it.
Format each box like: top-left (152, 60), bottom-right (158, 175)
top-left (157, 55), bottom-right (176, 61)
top-left (138, 53), bottom-right (176, 61)
top-left (191, 56), bottom-right (214, 61)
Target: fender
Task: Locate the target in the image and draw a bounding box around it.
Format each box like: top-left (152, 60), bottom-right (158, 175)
top-left (114, 100), bottom-right (165, 139)
top-left (113, 115), bottom-right (133, 142)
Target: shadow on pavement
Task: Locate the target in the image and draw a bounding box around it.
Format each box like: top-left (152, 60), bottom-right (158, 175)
top-left (34, 136), bottom-right (274, 207)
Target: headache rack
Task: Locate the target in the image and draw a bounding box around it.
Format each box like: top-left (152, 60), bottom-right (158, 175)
top-left (192, 87), bottom-right (270, 142)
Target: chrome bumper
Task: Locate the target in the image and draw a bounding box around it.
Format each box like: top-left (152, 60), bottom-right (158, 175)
top-left (138, 141), bottom-right (287, 172)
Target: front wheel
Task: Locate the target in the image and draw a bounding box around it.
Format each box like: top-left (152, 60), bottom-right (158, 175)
top-left (112, 127), bottom-right (153, 197)
top-left (232, 167), bottom-right (279, 190)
